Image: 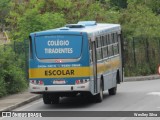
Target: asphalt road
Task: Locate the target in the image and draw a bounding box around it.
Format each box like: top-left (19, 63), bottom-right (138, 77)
top-left (1, 79), bottom-right (160, 120)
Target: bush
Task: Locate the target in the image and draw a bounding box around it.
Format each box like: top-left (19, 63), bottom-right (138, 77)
top-left (4, 63), bottom-right (27, 94)
top-left (0, 47), bottom-right (7, 97)
top-left (0, 46), bottom-right (27, 97)
top-left (124, 63), bottom-right (154, 77)
top-left (0, 76), bottom-right (7, 97)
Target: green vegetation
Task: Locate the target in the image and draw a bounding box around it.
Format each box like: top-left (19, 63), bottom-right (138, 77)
top-left (0, 0), bottom-right (160, 96)
top-left (0, 46), bottom-right (27, 97)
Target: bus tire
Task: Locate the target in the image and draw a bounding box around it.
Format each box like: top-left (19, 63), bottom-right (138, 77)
top-left (43, 94), bottom-right (52, 104)
top-left (94, 80), bottom-right (103, 103)
top-left (108, 86), bottom-right (117, 95)
top-left (51, 96), bottom-right (59, 104)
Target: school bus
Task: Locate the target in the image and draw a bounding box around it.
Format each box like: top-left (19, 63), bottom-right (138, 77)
top-left (29, 21), bottom-right (123, 104)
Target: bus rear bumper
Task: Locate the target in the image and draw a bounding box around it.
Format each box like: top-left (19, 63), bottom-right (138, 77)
top-left (29, 82), bottom-right (90, 94)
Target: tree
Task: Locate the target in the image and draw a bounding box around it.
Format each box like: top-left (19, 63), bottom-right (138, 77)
top-left (108, 0), bottom-right (128, 9)
top-left (119, 3), bottom-right (160, 40)
top-left (127, 0), bottom-right (160, 14)
top-left (6, 0), bottom-right (119, 41)
top-left (0, 0), bottom-right (11, 31)
top-left (6, 0), bottom-right (66, 41)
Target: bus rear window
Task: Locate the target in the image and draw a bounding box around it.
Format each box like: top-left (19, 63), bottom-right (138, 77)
top-left (35, 35), bottom-right (82, 59)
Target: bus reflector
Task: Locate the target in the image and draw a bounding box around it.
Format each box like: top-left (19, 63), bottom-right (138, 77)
top-left (55, 59), bottom-right (63, 63)
top-left (76, 80), bottom-right (80, 84)
top-left (39, 80), bottom-right (44, 85)
top-left (75, 79), bottom-right (89, 84)
top-left (30, 80), bottom-right (44, 85)
top-left (30, 80), bottom-right (36, 84)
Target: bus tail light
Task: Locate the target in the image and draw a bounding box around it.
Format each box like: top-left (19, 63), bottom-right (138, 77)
top-left (30, 80), bottom-right (44, 85)
top-left (39, 80), bottom-right (44, 85)
top-left (30, 80), bottom-right (36, 84)
top-left (55, 59), bottom-right (63, 63)
top-left (76, 80), bottom-right (80, 84)
top-left (75, 79), bottom-right (89, 85)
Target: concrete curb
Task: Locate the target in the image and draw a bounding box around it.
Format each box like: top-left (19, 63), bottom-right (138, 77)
top-left (124, 74), bottom-right (160, 82)
top-left (0, 94), bottom-right (42, 112)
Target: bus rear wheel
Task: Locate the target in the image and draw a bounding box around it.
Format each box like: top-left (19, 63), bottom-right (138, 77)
top-left (43, 94), bottom-right (60, 104)
top-left (51, 96), bottom-right (59, 104)
top-left (43, 94), bottom-right (52, 104)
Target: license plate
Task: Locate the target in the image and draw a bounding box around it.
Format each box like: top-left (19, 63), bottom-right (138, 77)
top-left (53, 80), bottom-right (66, 84)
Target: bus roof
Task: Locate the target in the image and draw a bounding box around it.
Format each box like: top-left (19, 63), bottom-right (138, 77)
top-left (30, 21), bottom-right (121, 37)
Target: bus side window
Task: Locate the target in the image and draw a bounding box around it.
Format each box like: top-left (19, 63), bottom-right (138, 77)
top-left (97, 48), bottom-right (102, 60)
top-left (108, 45), bottom-right (113, 57)
top-left (109, 34), bottom-right (112, 45)
top-left (96, 37), bottom-right (102, 60)
top-left (114, 33), bottom-right (118, 43)
top-left (102, 35), bottom-right (107, 58)
top-left (113, 33), bottom-right (119, 55)
top-left (101, 36), bottom-right (105, 46)
top-left (112, 33), bottom-right (115, 43)
top-left (101, 36), bottom-right (105, 58)
top-left (113, 44), bottom-right (119, 55)
top-left (105, 35), bottom-right (108, 45)
top-left (100, 36), bottom-right (104, 59)
top-left (102, 46), bottom-right (108, 58)
top-left (107, 34), bottom-right (113, 57)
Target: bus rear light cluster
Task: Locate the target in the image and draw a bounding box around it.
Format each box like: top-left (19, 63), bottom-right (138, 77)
top-left (30, 80), bottom-right (44, 85)
top-left (55, 59), bottom-right (63, 63)
top-left (75, 79), bottom-right (89, 85)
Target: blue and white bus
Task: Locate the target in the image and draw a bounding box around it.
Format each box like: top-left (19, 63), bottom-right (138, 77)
top-left (29, 21), bottom-right (123, 104)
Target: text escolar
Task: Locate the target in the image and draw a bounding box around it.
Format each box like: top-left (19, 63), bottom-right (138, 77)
top-left (45, 70), bottom-right (75, 76)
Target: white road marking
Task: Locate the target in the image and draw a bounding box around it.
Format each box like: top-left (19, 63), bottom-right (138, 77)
top-left (119, 117), bottom-right (127, 120)
top-left (147, 92), bottom-right (160, 96)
